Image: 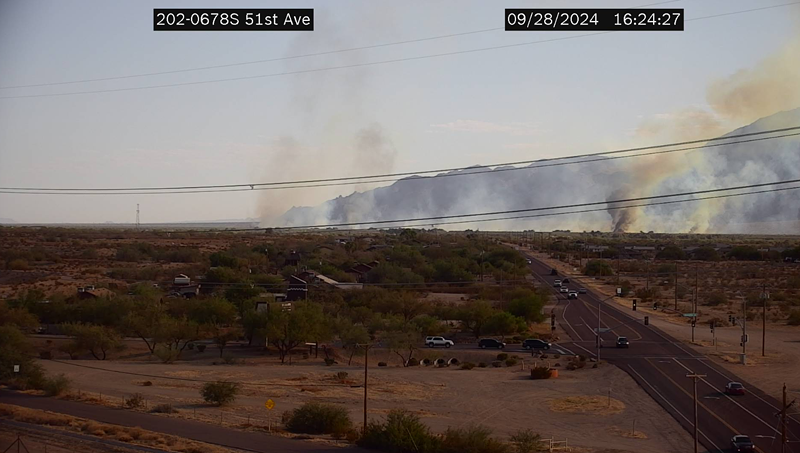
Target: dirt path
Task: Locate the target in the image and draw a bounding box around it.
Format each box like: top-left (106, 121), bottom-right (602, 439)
top-left (0, 391), bottom-right (359, 453)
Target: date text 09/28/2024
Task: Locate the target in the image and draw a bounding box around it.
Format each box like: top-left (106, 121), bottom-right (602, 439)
top-left (153, 9), bottom-right (313, 31)
top-left (506, 9), bottom-right (684, 31)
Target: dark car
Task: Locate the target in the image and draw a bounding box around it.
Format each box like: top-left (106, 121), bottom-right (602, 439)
top-left (616, 337), bottom-right (630, 348)
top-left (550, 269), bottom-right (558, 276)
top-left (479, 338), bottom-right (506, 349)
top-left (562, 278), bottom-right (570, 284)
top-left (578, 288), bottom-right (588, 294)
top-left (725, 382), bottom-right (746, 396)
top-left (522, 339), bottom-right (551, 350)
top-left (730, 435), bottom-right (755, 452)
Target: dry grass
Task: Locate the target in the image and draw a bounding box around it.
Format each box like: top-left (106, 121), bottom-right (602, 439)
top-left (548, 396), bottom-right (625, 415)
top-left (0, 403), bottom-right (238, 453)
top-left (609, 426), bottom-right (648, 439)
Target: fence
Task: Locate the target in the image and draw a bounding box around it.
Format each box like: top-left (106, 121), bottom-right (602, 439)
top-left (540, 437), bottom-right (571, 452)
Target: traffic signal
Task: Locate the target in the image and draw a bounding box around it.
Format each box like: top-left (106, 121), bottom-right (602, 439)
top-left (710, 321), bottom-right (715, 332)
top-left (728, 315), bottom-right (733, 324)
top-left (691, 319), bottom-right (696, 327)
top-left (644, 316), bottom-right (649, 326)
top-left (632, 299), bottom-right (637, 311)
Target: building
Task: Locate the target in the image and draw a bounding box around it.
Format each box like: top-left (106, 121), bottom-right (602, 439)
top-left (286, 275), bottom-right (308, 301)
top-left (286, 250), bottom-right (302, 267)
top-left (346, 261), bottom-right (379, 282)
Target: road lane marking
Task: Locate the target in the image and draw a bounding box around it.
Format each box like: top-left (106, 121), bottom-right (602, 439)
top-left (672, 358), bottom-right (787, 438)
top-left (645, 359), bottom-right (767, 453)
top-left (571, 342), bottom-right (596, 358)
top-left (627, 364), bottom-right (724, 453)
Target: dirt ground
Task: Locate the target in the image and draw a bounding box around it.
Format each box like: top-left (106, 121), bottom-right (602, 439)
top-left (39, 354), bottom-right (692, 453)
top-left (531, 250), bottom-right (800, 401)
top-left (0, 425), bottom-right (139, 453)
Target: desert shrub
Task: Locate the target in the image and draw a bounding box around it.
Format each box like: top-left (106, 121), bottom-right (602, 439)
top-left (200, 380), bottom-right (240, 406)
top-left (324, 358), bottom-right (336, 366)
top-left (285, 402), bottom-right (353, 437)
top-left (788, 310), bottom-right (800, 326)
top-left (154, 347), bottom-right (179, 364)
top-left (186, 342), bottom-right (195, 350)
top-left (378, 362), bottom-right (387, 367)
top-left (510, 429), bottom-right (543, 453)
top-left (491, 361), bottom-right (503, 368)
top-left (565, 363), bottom-right (577, 371)
top-left (142, 381), bottom-right (153, 387)
top-left (553, 354), bottom-right (560, 359)
top-left (584, 260), bottom-right (613, 276)
top-left (125, 393), bottom-right (145, 409)
top-left (635, 287), bottom-right (660, 302)
top-left (43, 374), bottom-right (71, 396)
top-left (39, 350), bottom-right (52, 360)
top-left (693, 247), bottom-right (720, 261)
top-left (540, 354), bottom-right (548, 359)
top-left (221, 354), bottom-right (237, 365)
top-left (729, 246), bottom-right (762, 261)
top-left (441, 425), bottom-right (508, 453)
top-left (530, 366), bottom-right (552, 380)
top-left (358, 409), bottom-right (440, 452)
top-left (578, 355), bottom-right (587, 362)
top-left (150, 403), bottom-right (178, 414)
top-left (196, 344), bottom-right (207, 353)
top-left (8, 259), bottom-right (30, 270)
top-left (478, 362), bottom-right (487, 368)
top-left (505, 358), bottom-right (518, 367)
top-left (705, 292), bottom-right (728, 306)
top-left (460, 362), bottom-right (476, 370)
top-left (336, 371), bottom-right (349, 381)
top-left (496, 353), bottom-right (508, 361)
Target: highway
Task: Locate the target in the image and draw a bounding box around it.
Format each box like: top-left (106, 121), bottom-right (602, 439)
top-left (524, 253), bottom-right (800, 453)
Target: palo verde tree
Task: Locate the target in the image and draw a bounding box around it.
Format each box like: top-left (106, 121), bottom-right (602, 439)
top-left (263, 302), bottom-right (329, 363)
top-left (455, 300), bottom-right (495, 338)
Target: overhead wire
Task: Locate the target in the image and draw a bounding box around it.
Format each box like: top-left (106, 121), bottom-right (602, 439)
top-left (1, 1), bottom-right (798, 100)
top-left (2, 126), bottom-right (799, 194)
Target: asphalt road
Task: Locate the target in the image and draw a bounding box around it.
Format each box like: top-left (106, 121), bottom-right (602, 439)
top-left (524, 253), bottom-right (800, 453)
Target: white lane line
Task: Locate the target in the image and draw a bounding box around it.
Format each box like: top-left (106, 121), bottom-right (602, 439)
top-left (671, 358), bottom-right (785, 437)
top-left (579, 316), bottom-right (599, 338)
top-left (628, 364), bottom-right (724, 453)
top-left (561, 299), bottom-right (584, 341)
top-left (571, 342), bottom-right (596, 358)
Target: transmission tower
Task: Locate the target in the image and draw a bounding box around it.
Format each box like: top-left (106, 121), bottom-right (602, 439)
top-left (136, 204), bottom-right (140, 229)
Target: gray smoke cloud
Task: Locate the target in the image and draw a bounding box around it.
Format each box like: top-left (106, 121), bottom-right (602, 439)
top-left (275, 31), bottom-right (800, 234)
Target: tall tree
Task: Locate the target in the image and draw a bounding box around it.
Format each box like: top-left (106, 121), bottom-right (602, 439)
top-left (263, 302), bottom-right (328, 363)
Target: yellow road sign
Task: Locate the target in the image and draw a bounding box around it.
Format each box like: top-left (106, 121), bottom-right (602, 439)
top-left (265, 399), bottom-right (275, 410)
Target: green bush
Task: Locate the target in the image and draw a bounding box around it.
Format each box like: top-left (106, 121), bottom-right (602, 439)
top-left (285, 402), bottom-right (353, 437)
top-left (705, 292), bottom-right (728, 307)
top-left (584, 260), bottom-right (613, 276)
top-left (504, 358), bottom-right (518, 367)
top-left (154, 347), bottom-right (179, 364)
top-left (460, 362), bottom-right (476, 370)
top-left (358, 409), bottom-right (441, 452)
top-left (478, 362), bottom-right (487, 368)
top-left (496, 353), bottom-right (508, 361)
top-left (200, 380), bottom-right (240, 406)
top-left (441, 425), bottom-right (508, 453)
top-left (788, 309), bottom-right (800, 326)
top-left (125, 393), bottom-right (145, 409)
top-left (491, 361), bottom-right (503, 368)
top-left (196, 344), bottom-right (207, 353)
top-left (43, 374), bottom-right (71, 396)
top-left (510, 429), bottom-right (543, 453)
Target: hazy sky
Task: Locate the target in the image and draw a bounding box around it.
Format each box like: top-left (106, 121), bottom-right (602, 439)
top-left (0, 0), bottom-right (797, 224)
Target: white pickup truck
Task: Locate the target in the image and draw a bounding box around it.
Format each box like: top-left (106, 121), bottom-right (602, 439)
top-left (553, 279), bottom-right (562, 287)
top-left (425, 336), bottom-right (454, 348)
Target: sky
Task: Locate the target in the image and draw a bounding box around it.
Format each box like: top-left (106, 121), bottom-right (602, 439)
top-left (0, 0), bottom-right (798, 225)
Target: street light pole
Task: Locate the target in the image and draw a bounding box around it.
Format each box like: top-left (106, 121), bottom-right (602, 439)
top-left (686, 373), bottom-right (707, 453)
top-left (597, 298), bottom-right (602, 361)
top-left (358, 343), bottom-right (374, 436)
top-left (762, 284), bottom-right (768, 357)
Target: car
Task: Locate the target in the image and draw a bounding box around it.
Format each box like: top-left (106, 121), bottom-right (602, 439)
top-left (550, 269), bottom-right (558, 276)
top-left (526, 259), bottom-right (532, 264)
top-left (567, 291), bottom-right (578, 299)
top-left (479, 338), bottom-right (506, 349)
top-left (725, 381), bottom-right (746, 395)
top-left (522, 339), bottom-right (551, 350)
top-left (562, 278), bottom-right (570, 284)
top-left (559, 287), bottom-right (569, 293)
top-left (553, 279), bottom-right (562, 287)
top-left (730, 435), bottom-right (755, 452)
top-left (616, 337), bottom-right (630, 348)
top-left (578, 288), bottom-right (587, 294)
top-left (425, 336), bottom-right (454, 348)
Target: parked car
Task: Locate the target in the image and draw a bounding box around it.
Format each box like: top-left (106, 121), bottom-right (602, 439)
top-left (616, 337), bottom-right (630, 348)
top-left (553, 279), bottom-right (562, 287)
top-left (730, 435), bottom-right (755, 452)
top-left (478, 338), bottom-right (506, 349)
top-left (725, 382), bottom-right (746, 396)
top-left (578, 288), bottom-right (588, 294)
top-left (559, 287), bottom-right (569, 293)
top-left (522, 339), bottom-right (551, 350)
top-left (425, 336), bottom-right (454, 348)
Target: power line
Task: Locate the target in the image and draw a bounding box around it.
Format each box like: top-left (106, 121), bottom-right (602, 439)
top-left (0, 0), bottom-right (681, 90)
top-left (2, 2), bottom-right (797, 100)
top-left (2, 126), bottom-right (799, 194)
top-left (226, 178), bottom-right (800, 230)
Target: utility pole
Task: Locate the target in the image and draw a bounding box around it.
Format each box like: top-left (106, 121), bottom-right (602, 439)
top-left (674, 261), bottom-right (679, 310)
top-left (762, 284), bottom-right (768, 357)
top-left (686, 373), bottom-right (707, 453)
top-left (358, 343), bottom-right (374, 436)
top-left (741, 297), bottom-right (748, 365)
top-left (782, 383), bottom-right (787, 453)
top-left (617, 253), bottom-right (621, 285)
top-left (692, 263), bottom-right (698, 343)
top-left (597, 298), bottom-right (602, 361)
top-left (135, 203), bottom-right (140, 229)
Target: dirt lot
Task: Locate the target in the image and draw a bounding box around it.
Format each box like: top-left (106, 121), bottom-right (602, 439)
top-left (0, 424), bottom-right (139, 453)
top-left (532, 250), bottom-right (800, 401)
top-left (39, 354), bottom-right (692, 453)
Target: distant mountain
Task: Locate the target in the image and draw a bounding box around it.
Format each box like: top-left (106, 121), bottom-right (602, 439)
top-left (279, 108), bottom-right (800, 234)
top-left (0, 218), bottom-right (16, 224)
